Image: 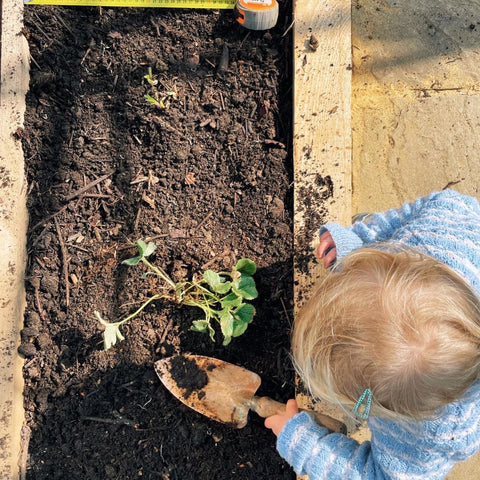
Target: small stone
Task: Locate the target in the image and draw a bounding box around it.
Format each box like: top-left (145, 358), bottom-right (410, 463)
top-left (270, 197), bottom-right (285, 218)
top-left (25, 311), bottom-right (41, 328)
top-left (36, 333), bottom-right (52, 350)
top-left (309, 33), bottom-right (319, 51)
top-left (18, 342), bottom-right (37, 358)
top-left (41, 275), bottom-right (59, 295)
top-left (21, 326), bottom-right (39, 338)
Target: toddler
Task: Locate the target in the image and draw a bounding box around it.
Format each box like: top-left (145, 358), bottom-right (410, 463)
top-left (265, 189), bottom-right (480, 479)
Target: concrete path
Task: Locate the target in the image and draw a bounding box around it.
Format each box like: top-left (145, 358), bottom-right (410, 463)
top-left (352, 1), bottom-right (480, 478)
top-left (294, 0), bottom-right (480, 479)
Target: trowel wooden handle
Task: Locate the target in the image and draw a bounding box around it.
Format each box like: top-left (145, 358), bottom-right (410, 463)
top-left (253, 396), bottom-right (287, 418)
top-left (252, 396), bottom-right (346, 433)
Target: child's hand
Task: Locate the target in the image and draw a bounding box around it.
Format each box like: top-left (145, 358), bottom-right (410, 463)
top-left (264, 399), bottom-right (299, 437)
top-left (316, 231), bottom-right (337, 268)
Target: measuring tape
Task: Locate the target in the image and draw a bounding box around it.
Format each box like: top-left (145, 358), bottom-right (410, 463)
top-left (24, 0), bottom-right (279, 30)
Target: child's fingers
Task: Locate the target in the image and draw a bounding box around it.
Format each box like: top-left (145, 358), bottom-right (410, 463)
top-left (323, 247), bottom-right (337, 268)
top-left (285, 398), bottom-right (299, 415)
top-left (264, 399), bottom-right (299, 436)
top-left (316, 232), bottom-right (334, 260)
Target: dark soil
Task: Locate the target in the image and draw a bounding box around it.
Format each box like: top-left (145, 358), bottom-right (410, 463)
top-left (21, 4), bottom-right (296, 480)
top-left (167, 355), bottom-right (209, 398)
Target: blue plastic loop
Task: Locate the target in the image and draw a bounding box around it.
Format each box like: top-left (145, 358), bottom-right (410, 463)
top-left (352, 388), bottom-right (372, 420)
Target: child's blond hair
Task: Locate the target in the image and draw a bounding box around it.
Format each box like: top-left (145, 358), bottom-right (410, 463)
top-left (292, 247), bottom-right (480, 421)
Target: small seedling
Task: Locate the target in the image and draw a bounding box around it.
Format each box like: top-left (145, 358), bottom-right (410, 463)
top-left (144, 94), bottom-right (166, 109)
top-left (143, 66), bottom-right (158, 86)
top-left (143, 67), bottom-right (178, 110)
top-left (95, 239), bottom-right (258, 350)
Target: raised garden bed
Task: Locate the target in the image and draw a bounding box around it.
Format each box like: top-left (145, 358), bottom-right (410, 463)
top-left (21, 4), bottom-right (296, 479)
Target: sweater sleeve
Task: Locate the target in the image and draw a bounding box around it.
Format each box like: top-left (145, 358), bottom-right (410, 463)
top-left (277, 412), bottom-right (383, 480)
top-left (319, 190), bottom-right (461, 260)
top-left (276, 412), bottom-right (460, 480)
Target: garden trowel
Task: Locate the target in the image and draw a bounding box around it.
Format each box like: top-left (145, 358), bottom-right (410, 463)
top-left (155, 354), bottom-right (345, 432)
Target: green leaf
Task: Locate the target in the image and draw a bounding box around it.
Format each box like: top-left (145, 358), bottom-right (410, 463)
top-left (219, 308), bottom-right (234, 339)
top-left (235, 258), bottom-right (257, 275)
top-left (191, 320), bottom-right (216, 341)
top-left (204, 270), bottom-right (220, 287)
top-left (220, 293), bottom-right (243, 308)
top-left (204, 270), bottom-right (232, 294)
top-left (231, 304), bottom-right (255, 338)
top-left (234, 303), bottom-right (255, 324)
top-left (145, 94), bottom-right (165, 109)
top-left (136, 239), bottom-right (148, 256)
top-left (232, 274), bottom-right (258, 300)
top-left (122, 256), bottom-right (141, 266)
top-left (137, 239), bottom-right (156, 258)
top-left (232, 320), bottom-right (249, 338)
top-left (214, 281), bottom-right (232, 294)
top-left (207, 322), bottom-right (216, 341)
top-left (191, 319), bottom-right (209, 333)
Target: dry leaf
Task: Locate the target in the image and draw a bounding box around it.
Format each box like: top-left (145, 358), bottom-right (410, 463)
top-left (142, 191), bottom-right (156, 209)
top-left (184, 172), bottom-right (196, 185)
top-left (148, 170), bottom-right (160, 188)
top-left (169, 228), bottom-right (188, 238)
top-left (264, 139), bottom-right (286, 149)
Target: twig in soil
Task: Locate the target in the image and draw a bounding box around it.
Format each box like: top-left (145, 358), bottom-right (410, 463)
top-left (201, 248), bottom-right (231, 269)
top-left (70, 244), bottom-right (91, 253)
top-left (150, 17), bottom-right (161, 36)
top-left (186, 80), bottom-right (198, 93)
top-left (134, 205), bottom-right (142, 231)
top-left (217, 44), bottom-right (229, 73)
top-left (82, 193), bottom-right (112, 199)
top-left (239, 31), bottom-right (251, 49)
top-left (29, 53), bottom-right (41, 71)
top-left (32, 12), bottom-right (53, 44)
top-left (159, 317), bottom-right (173, 344)
top-left (219, 91), bottom-right (225, 110)
top-left (80, 41), bottom-right (93, 65)
top-left (54, 217), bottom-right (70, 308)
top-left (63, 170), bottom-right (114, 201)
top-left (34, 282), bottom-right (47, 322)
top-left (31, 205), bottom-right (68, 231)
top-left (282, 18), bottom-right (295, 37)
top-left (82, 414), bottom-right (137, 428)
top-left (203, 57), bottom-right (216, 69)
top-left (192, 211), bottom-right (213, 233)
top-left (52, 10), bottom-right (75, 40)
top-left (280, 296), bottom-right (292, 328)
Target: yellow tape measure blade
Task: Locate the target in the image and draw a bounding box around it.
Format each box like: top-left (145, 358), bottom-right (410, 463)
top-left (25, 0), bottom-right (236, 8)
top-left (25, 0), bottom-right (278, 30)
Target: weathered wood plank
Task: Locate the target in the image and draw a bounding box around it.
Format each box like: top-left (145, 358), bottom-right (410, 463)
top-left (0, 0), bottom-right (29, 477)
top-left (293, 0), bottom-right (357, 444)
top-left (294, 0), bottom-right (352, 309)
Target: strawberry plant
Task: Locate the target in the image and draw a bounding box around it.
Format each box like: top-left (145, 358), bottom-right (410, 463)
top-left (95, 239), bottom-right (258, 349)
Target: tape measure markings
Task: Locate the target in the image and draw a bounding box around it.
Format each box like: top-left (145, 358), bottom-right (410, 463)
top-left (25, 0), bottom-right (236, 9)
top-left (25, 0), bottom-right (279, 31)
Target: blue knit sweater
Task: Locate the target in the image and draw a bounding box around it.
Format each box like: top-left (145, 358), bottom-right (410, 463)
top-left (277, 190), bottom-right (480, 479)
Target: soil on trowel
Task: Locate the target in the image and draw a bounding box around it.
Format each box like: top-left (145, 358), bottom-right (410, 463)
top-left (20, 4), bottom-right (296, 479)
top-left (168, 356), bottom-right (209, 398)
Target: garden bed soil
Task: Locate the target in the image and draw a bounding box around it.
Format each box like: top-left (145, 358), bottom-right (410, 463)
top-left (21, 4), bottom-right (297, 479)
